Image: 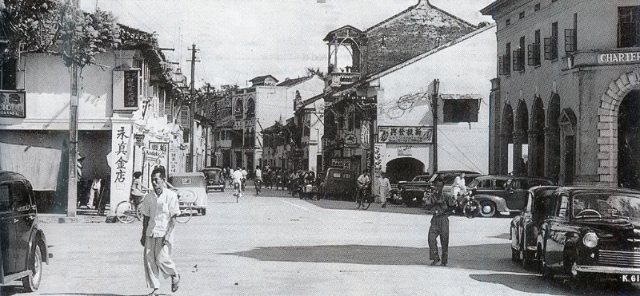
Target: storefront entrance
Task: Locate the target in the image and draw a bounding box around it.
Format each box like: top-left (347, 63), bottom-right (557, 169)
top-left (618, 90), bottom-right (640, 189)
top-left (385, 157), bottom-right (424, 183)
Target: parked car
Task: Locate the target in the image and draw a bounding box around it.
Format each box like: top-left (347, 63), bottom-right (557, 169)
top-left (466, 175), bottom-right (555, 217)
top-left (537, 186), bottom-right (640, 283)
top-left (510, 185), bottom-right (559, 267)
top-left (398, 170), bottom-right (480, 207)
top-left (168, 172), bottom-right (208, 216)
top-left (320, 168), bottom-right (356, 201)
top-left (0, 171), bottom-right (49, 292)
top-left (201, 167), bottom-right (225, 192)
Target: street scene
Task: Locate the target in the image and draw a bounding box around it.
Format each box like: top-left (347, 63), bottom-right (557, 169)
top-left (4, 187), bottom-right (639, 296)
top-left (3, 0), bottom-right (640, 295)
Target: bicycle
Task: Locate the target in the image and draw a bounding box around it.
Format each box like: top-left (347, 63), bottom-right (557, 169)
top-left (175, 201), bottom-right (193, 223)
top-left (233, 182), bottom-right (242, 203)
top-left (115, 198), bottom-right (143, 224)
top-left (356, 184), bottom-right (372, 210)
top-left (255, 178), bottom-right (262, 195)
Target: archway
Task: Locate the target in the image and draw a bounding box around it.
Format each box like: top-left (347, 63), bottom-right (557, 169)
top-left (499, 104), bottom-right (514, 175)
top-left (559, 108), bottom-right (576, 185)
top-left (618, 90), bottom-right (640, 189)
top-left (529, 97), bottom-right (545, 177)
top-left (385, 157), bottom-right (425, 183)
top-left (514, 100), bottom-right (529, 176)
top-left (546, 94), bottom-right (561, 183)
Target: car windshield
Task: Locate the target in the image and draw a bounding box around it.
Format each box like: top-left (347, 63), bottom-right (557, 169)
top-left (572, 192), bottom-right (640, 220)
top-left (203, 170), bottom-right (220, 180)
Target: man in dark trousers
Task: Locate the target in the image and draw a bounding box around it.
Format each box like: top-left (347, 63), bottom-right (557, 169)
top-left (428, 176), bottom-right (451, 266)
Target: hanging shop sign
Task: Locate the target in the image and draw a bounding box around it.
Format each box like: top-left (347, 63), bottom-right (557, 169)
top-left (378, 126), bottom-right (433, 144)
top-left (331, 158), bottom-right (351, 169)
top-left (0, 90), bottom-right (26, 118)
top-left (344, 133), bottom-right (357, 145)
top-left (112, 70), bottom-right (139, 111)
top-left (146, 142), bottom-right (169, 171)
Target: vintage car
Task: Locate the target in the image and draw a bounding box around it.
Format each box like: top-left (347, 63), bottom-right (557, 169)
top-left (201, 167), bottom-right (225, 192)
top-left (510, 185), bottom-right (559, 267)
top-left (466, 175), bottom-right (555, 217)
top-left (320, 168), bottom-right (356, 201)
top-left (538, 186), bottom-right (640, 282)
top-left (399, 170), bottom-right (480, 207)
top-left (0, 171), bottom-right (49, 292)
top-left (168, 172), bottom-right (208, 216)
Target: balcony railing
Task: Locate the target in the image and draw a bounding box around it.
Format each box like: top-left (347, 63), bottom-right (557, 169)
top-left (328, 72), bottom-right (360, 87)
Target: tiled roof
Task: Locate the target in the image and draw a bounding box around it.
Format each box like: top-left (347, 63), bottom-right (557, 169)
top-left (277, 76), bottom-right (312, 87)
top-left (249, 75), bottom-right (279, 84)
top-left (364, 0), bottom-right (477, 75)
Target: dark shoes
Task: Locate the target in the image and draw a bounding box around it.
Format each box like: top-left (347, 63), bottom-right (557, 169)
top-left (172, 274), bottom-right (180, 292)
top-left (381, 203), bottom-right (387, 208)
top-left (430, 259), bottom-right (440, 266)
top-left (440, 262), bottom-right (447, 266)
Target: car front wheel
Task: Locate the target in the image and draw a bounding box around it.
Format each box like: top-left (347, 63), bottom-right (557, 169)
top-left (479, 200), bottom-right (497, 217)
top-left (22, 243), bottom-right (43, 292)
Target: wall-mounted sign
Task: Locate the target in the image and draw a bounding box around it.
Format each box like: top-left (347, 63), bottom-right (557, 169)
top-left (598, 51), bottom-right (640, 65)
top-left (113, 70), bottom-right (140, 111)
top-left (344, 134), bottom-right (357, 145)
top-left (378, 126), bottom-right (433, 144)
top-left (331, 158), bottom-right (351, 169)
top-left (0, 90), bottom-right (26, 118)
top-left (397, 146), bottom-right (413, 156)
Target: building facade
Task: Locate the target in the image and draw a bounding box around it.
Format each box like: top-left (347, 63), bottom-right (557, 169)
top-left (0, 28), bottom-right (186, 214)
top-left (313, 0), bottom-right (493, 186)
top-left (481, 0), bottom-right (640, 187)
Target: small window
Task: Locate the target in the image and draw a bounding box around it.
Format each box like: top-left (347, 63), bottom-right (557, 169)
top-left (618, 6), bottom-right (639, 48)
top-left (534, 3), bottom-right (540, 11)
top-left (442, 99), bottom-right (480, 123)
top-left (558, 195), bottom-right (569, 217)
top-left (506, 19), bottom-right (511, 26)
top-left (519, 11), bottom-right (525, 19)
top-left (11, 181), bottom-right (31, 212)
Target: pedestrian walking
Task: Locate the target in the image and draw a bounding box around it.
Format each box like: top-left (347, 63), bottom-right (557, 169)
top-left (232, 167), bottom-right (244, 198)
top-left (139, 166), bottom-right (181, 295)
top-left (428, 176), bottom-right (451, 266)
top-left (379, 172), bottom-right (391, 208)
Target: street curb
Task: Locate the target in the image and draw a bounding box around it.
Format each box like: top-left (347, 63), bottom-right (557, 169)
top-left (38, 214), bottom-right (111, 224)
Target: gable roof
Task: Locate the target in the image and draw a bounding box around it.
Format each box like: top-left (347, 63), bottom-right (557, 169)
top-left (364, 0), bottom-right (478, 75)
top-left (249, 75), bottom-right (279, 85)
top-left (277, 76), bottom-right (313, 87)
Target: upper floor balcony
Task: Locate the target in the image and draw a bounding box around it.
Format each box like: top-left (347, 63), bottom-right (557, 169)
top-left (328, 71), bottom-right (360, 88)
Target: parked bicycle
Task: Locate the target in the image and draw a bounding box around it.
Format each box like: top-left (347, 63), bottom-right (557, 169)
top-left (115, 198), bottom-right (143, 224)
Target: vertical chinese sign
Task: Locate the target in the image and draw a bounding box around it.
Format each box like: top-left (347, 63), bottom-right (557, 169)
top-left (109, 123), bottom-right (134, 215)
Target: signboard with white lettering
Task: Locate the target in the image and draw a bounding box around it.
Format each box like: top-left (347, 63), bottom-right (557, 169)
top-left (598, 51), bottom-right (640, 65)
top-left (0, 90), bottom-right (26, 118)
top-left (378, 126), bottom-right (433, 144)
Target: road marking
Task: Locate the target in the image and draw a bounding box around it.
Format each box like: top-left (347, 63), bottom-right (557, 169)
top-left (281, 200), bottom-right (314, 212)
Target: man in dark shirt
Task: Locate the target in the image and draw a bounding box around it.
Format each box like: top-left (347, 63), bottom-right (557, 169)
top-left (428, 177), bottom-right (451, 266)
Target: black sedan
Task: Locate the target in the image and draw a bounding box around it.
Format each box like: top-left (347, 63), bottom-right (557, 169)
top-left (538, 186), bottom-right (640, 283)
top-left (510, 185), bottom-right (558, 267)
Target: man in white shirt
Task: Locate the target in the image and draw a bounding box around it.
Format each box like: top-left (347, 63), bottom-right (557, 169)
top-left (254, 166), bottom-right (263, 193)
top-left (451, 173), bottom-right (467, 199)
top-left (232, 167), bottom-right (244, 197)
top-left (140, 166), bottom-right (181, 295)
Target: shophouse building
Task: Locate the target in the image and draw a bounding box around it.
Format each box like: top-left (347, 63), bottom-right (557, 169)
top-left (215, 74), bottom-right (324, 172)
top-left (0, 26), bottom-right (186, 214)
top-left (305, 0), bottom-right (494, 184)
top-left (481, 0), bottom-right (640, 187)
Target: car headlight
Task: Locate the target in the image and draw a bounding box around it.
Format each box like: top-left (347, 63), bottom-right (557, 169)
top-left (583, 232), bottom-right (598, 248)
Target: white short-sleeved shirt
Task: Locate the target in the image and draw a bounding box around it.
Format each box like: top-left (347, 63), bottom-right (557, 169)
top-left (140, 189), bottom-right (180, 238)
top-left (232, 170), bottom-right (244, 184)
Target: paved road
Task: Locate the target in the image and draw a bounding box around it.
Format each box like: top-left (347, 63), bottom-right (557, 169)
top-left (2, 188), bottom-right (638, 295)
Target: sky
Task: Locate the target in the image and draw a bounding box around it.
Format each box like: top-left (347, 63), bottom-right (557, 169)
top-left (79, 0), bottom-right (496, 89)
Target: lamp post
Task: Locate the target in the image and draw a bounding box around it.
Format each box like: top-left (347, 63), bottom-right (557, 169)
top-left (67, 0), bottom-right (80, 217)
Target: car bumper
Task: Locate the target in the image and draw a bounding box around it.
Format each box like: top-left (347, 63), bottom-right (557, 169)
top-left (206, 185), bottom-right (225, 190)
top-left (576, 265), bottom-right (640, 274)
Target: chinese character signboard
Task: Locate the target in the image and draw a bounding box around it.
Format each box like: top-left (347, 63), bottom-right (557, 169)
top-left (378, 126), bottom-right (433, 144)
top-left (146, 142), bottom-right (169, 171)
top-left (0, 90), bottom-right (26, 118)
top-left (112, 70), bottom-right (139, 111)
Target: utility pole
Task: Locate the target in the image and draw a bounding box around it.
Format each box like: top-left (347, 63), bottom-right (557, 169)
top-left (430, 79), bottom-right (440, 173)
top-left (67, 0), bottom-right (80, 217)
top-left (187, 44), bottom-right (200, 172)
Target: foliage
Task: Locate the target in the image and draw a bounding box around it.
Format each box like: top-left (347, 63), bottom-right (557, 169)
top-left (0, 0), bottom-right (121, 68)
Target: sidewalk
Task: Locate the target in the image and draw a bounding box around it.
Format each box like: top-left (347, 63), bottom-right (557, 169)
top-left (38, 206), bottom-right (112, 224)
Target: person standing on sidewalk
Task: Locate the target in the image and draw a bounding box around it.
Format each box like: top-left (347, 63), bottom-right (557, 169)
top-left (139, 166), bottom-right (181, 295)
top-left (379, 172), bottom-right (391, 208)
top-left (428, 176), bottom-right (451, 266)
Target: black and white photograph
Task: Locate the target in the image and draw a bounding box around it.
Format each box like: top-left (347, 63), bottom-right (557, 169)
top-left (2, 0), bottom-right (640, 295)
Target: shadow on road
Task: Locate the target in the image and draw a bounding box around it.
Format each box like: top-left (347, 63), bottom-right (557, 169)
top-left (225, 243), bottom-right (528, 273)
